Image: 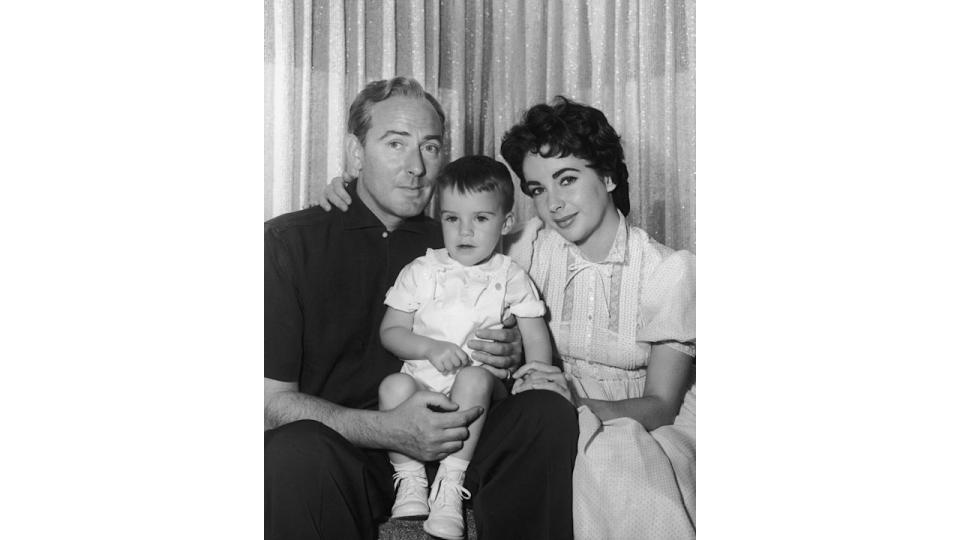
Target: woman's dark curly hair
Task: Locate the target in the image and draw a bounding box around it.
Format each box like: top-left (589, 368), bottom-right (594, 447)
top-left (500, 96), bottom-right (630, 216)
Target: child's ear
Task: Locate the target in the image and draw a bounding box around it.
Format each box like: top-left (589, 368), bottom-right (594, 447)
top-left (345, 134), bottom-right (364, 178)
top-left (604, 176), bottom-right (616, 193)
top-left (501, 212), bottom-right (516, 235)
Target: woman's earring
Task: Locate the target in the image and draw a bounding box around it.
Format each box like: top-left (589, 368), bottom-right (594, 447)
top-left (605, 177), bottom-right (616, 192)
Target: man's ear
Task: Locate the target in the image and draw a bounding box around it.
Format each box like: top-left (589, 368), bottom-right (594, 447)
top-left (501, 212), bottom-right (516, 235)
top-left (345, 134), bottom-right (364, 178)
top-left (604, 176), bottom-right (616, 193)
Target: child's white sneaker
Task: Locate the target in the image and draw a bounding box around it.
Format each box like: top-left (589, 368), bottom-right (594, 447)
top-left (423, 468), bottom-right (471, 540)
top-left (390, 469), bottom-right (429, 520)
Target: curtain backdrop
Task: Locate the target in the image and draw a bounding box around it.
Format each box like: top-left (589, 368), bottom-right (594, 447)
top-left (265, 0), bottom-right (695, 252)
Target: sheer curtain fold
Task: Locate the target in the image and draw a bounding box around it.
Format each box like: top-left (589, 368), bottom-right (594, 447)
top-left (265, 0), bottom-right (695, 252)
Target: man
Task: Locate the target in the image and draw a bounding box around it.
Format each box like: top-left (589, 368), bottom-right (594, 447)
top-left (264, 77), bottom-right (578, 540)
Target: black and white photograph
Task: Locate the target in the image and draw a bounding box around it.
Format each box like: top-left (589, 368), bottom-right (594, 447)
top-left (263, 2), bottom-right (695, 539)
top-left (5, 2), bottom-right (959, 539)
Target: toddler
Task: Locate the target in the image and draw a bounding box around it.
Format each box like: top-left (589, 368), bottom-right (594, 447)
top-left (378, 155), bottom-right (552, 540)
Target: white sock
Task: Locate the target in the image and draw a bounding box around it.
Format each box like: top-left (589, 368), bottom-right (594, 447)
top-left (392, 460), bottom-right (426, 476)
top-left (438, 456), bottom-right (470, 477)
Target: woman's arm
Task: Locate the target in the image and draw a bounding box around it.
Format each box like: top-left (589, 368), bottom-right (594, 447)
top-left (580, 344), bottom-right (693, 431)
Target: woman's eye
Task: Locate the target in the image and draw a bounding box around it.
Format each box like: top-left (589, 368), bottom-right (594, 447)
top-left (559, 176), bottom-right (577, 186)
top-left (476, 216), bottom-right (489, 223)
top-left (443, 215), bottom-right (457, 223)
top-left (529, 187), bottom-right (544, 196)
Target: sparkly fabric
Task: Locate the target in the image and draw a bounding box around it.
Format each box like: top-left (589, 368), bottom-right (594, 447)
top-left (511, 215), bottom-right (696, 539)
top-left (384, 249), bottom-right (544, 394)
top-left (265, 0), bottom-right (696, 252)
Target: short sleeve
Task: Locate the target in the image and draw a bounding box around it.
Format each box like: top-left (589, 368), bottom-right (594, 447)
top-left (264, 226), bottom-right (303, 382)
top-left (636, 250), bottom-right (695, 356)
top-left (384, 255), bottom-right (434, 312)
top-left (503, 261), bottom-right (546, 318)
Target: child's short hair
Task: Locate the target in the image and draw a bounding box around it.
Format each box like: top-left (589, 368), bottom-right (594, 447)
top-left (436, 155), bottom-right (515, 213)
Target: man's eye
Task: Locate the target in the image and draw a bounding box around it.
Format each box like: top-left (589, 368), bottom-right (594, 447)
top-left (388, 141), bottom-right (404, 150)
top-left (477, 216), bottom-right (489, 223)
top-left (423, 143), bottom-right (441, 154)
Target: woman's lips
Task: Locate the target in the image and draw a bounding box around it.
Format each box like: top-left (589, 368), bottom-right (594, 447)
top-left (554, 213), bottom-right (577, 229)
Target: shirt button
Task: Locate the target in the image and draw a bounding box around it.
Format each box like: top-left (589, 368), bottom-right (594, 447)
top-left (381, 231), bottom-right (388, 238)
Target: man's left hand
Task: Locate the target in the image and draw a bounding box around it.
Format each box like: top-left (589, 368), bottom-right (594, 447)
top-left (467, 314), bottom-right (523, 379)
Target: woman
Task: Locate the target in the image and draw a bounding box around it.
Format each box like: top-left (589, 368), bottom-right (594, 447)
top-left (502, 97), bottom-right (696, 539)
top-left (318, 97), bottom-right (696, 538)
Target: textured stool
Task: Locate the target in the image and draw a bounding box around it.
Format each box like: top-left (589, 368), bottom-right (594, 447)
top-left (378, 508), bottom-right (477, 540)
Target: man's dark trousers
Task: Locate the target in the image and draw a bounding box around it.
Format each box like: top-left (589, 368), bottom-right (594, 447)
top-left (265, 389), bottom-right (578, 539)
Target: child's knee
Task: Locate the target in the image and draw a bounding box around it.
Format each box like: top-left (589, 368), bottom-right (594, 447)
top-left (452, 366), bottom-right (496, 394)
top-left (379, 373), bottom-right (417, 408)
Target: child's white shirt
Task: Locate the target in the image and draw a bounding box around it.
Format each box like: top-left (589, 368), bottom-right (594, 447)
top-left (384, 248), bottom-right (545, 394)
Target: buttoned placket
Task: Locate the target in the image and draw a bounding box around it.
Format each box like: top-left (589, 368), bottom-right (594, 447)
top-left (379, 229), bottom-right (394, 293)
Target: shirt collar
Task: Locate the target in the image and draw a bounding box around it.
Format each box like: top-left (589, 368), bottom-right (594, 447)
top-left (430, 248), bottom-right (504, 272)
top-left (342, 181), bottom-right (432, 234)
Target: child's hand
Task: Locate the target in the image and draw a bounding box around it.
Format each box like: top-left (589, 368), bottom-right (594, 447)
top-left (425, 341), bottom-right (471, 375)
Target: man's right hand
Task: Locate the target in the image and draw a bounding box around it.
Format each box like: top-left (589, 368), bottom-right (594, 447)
top-left (383, 391), bottom-right (484, 462)
top-left (316, 176), bottom-right (353, 211)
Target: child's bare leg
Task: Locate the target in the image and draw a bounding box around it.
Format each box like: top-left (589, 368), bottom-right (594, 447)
top-left (447, 366), bottom-right (502, 461)
top-left (379, 372), bottom-right (430, 520)
top-left (378, 373), bottom-right (421, 464)
top-left (425, 366), bottom-right (502, 538)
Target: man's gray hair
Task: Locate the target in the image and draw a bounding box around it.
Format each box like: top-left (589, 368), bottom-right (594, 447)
top-left (347, 77), bottom-right (446, 144)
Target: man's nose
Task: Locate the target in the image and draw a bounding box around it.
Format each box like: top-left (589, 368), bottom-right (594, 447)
top-left (406, 148), bottom-right (425, 177)
top-left (459, 221), bottom-right (473, 236)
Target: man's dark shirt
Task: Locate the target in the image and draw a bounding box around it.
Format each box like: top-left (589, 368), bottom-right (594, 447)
top-left (265, 183), bottom-right (442, 410)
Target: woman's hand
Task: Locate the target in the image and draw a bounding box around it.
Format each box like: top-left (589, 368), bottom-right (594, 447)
top-left (315, 176), bottom-right (353, 212)
top-left (511, 363), bottom-right (576, 404)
